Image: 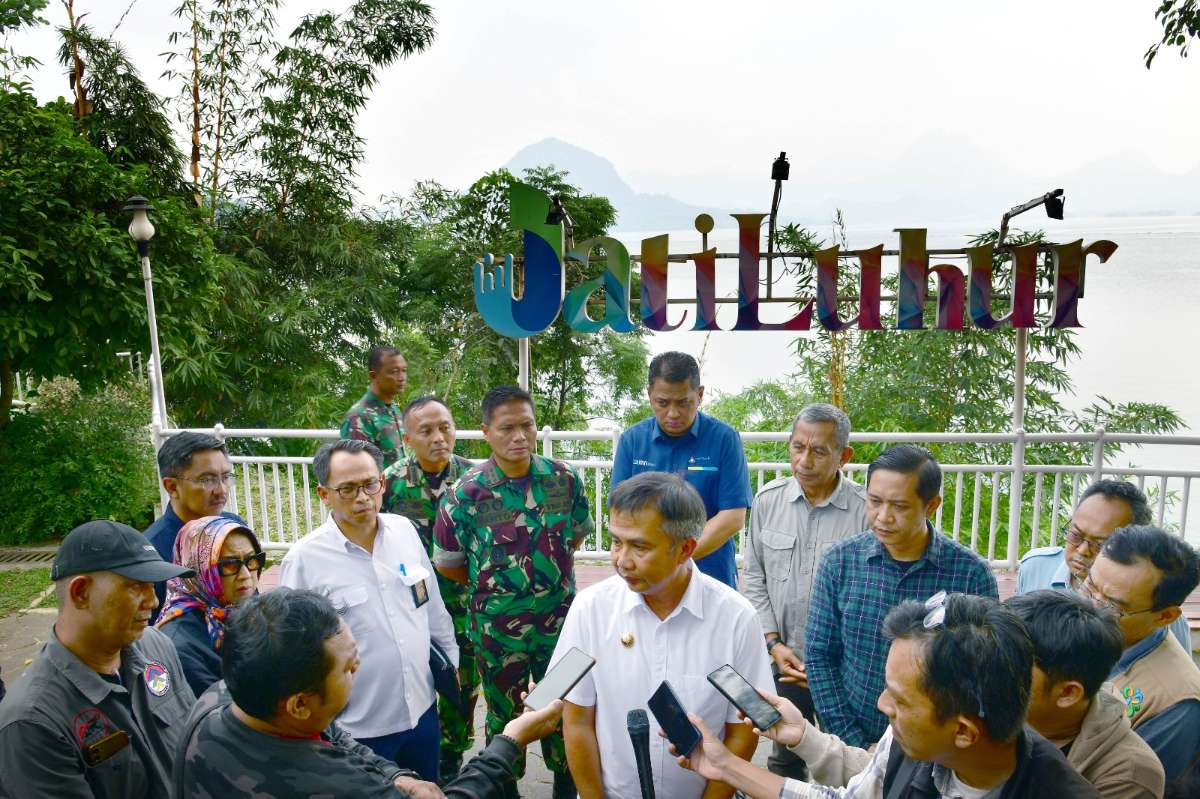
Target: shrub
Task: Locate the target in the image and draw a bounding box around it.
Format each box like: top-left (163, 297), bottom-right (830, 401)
top-left (0, 376), bottom-right (156, 544)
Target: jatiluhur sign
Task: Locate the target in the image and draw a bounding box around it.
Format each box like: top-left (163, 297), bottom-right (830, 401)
top-left (473, 183), bottom-right (1118, 338)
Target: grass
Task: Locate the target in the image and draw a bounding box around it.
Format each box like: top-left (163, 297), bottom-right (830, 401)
top-left (0, 568), bottom-right (55, 617)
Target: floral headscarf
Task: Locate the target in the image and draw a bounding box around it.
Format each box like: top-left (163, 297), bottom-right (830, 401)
top-left (155, 516), bottom-right (262, 650)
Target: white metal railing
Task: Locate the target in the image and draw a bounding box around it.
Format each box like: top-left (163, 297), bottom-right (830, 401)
top-left (155, 424), bottom-right (1200, 568)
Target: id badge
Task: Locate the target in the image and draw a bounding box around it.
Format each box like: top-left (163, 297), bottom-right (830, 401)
top-left (411, 580), bottom-right (429, 608)
top-left (83, 730), bottom-right (129, 766)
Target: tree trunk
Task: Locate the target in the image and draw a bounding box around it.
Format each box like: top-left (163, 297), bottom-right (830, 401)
top-left (0, 360), bottom-right (14, 430)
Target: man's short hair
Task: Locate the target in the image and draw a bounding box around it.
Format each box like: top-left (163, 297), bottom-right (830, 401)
top-left (1101, 525), bottom-right (1200, 610)
top-left (481, 386), bottom-right (534, 424)
top-left (1005, 590), bottom-right (1124, 699)
top-left (608, 471), bottom-right (706, 545)
top-left (1078, 479), bottom-right (1152, 526)
top-left (866, 445), bottom-right (942, 503)
top-left (884, 594), bottom-right (1032, 743)
top-left (367, 345), bottom-right (402, 373)
top-left (158, 432), bottom-right (228, 478)
top-left (222, 589), bottom-right (342, 720)
top-left (312, 439), bottom-right (383, 486)
top-left (402, 396), bottom-right (449, 425)
top-left (647, 351), bottom-right (700, 390)
top-left (792, 403), bottom-right (852, 451)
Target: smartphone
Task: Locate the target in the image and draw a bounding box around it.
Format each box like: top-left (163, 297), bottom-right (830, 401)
top-left (707, 664), bottom-right (782, 730)
top-left (524, 647), bottom-right (596, 710)
top-left (647, 680), bottom-right (702, 757)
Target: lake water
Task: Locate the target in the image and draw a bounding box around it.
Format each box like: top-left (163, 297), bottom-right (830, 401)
top-left (609, 215), bottom-right (1200, 479)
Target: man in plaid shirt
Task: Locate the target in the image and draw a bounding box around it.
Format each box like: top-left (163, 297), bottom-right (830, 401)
top-left (804, 445), bottom-right (998, 747)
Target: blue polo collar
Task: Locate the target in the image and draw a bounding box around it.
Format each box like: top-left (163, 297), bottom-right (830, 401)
top-left (651, 411), bottom-right (705, 443)
top-left (1110, 627), bottom-right (1168, 679)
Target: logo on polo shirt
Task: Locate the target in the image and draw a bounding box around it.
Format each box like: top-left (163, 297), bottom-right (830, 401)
top-left (633, 459), bottom-right (655, 467)
top-left (1121, 685), bottom-right (1144, 718)
top-left (144, 662), bottom-right (170, 696)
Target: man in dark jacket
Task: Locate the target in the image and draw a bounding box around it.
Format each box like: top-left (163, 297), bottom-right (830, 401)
top-left (175, 588), bottom-right (562, 798)
top-left (669, 593), bottom-right (1100, 799)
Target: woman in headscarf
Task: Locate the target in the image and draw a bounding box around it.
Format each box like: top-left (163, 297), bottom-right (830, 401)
top-left (156, 515), bottom-right (267, 696)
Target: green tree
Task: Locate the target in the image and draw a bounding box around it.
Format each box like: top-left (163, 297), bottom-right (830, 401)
top-left (1146, 0), bottom-right (1199, 67)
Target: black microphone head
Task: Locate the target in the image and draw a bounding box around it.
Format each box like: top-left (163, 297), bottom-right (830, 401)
top-left (627, 708), bottom-right (650, 735)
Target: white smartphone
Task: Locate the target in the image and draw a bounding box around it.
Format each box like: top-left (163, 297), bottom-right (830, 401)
top-left (523, 647), bottom-right (596, 710)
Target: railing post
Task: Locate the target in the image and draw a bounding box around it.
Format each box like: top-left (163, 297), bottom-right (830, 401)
top-left (1006, 428), bottom-right (1026, 570)
top-left (1091, 426), bottom-right (1106, 481)
top-left (541, 424), bottom-right (553, 459)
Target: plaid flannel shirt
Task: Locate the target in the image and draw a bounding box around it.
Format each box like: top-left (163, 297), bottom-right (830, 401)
top-left (804, 525), bottom-right (998, 747)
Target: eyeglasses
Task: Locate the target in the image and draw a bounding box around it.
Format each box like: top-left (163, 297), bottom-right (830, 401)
top-left (179, 473), bottom-right (235, 490)
top-left (1062, 524), bottom-right (1106, 554)
top-left (1079, 576), bottom-right (1158, 618)
top-left (922, 591), bottom-right (986, 719)
top-left (327, 480), bottom-right (384, 500)
top-left (216, 551), bottom-right (268, 577)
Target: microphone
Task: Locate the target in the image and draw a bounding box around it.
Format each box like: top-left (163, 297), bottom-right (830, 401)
top-left (627, 709), bottom-right (655, 799)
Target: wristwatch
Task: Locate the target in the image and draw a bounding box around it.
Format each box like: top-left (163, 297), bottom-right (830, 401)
top-left (766, 637), bottom-right (783, 654)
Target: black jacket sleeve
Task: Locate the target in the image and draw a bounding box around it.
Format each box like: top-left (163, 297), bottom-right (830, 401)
top-left (441, 736), bottom-right (522, 799)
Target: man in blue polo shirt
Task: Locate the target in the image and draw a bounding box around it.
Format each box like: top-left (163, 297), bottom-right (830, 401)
top-left (1017, 479), bottom-right (1191, 651)
top-left (143, 432), bottom-right (246, 620)
top-left (611, 351), bottom-right (751, 588)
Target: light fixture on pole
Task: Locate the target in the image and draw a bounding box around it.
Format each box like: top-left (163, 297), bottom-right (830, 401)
top-left (123, 195), bottom-right (168, 429)
top-left (765, 151), bottom-right (790, 298)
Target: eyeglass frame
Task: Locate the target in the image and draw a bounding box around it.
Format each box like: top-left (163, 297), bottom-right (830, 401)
top-left (1061, 523), bottom-right (1108, 554)
top-left (1078, 575), bottom-right (1160, 618)
top-left (323, 479), bottom-right (385, 501)
top-left (177, 473), bottom-right (236, 490)
top-left (921, 590), bottom-right (987, 720)
top-left (216, 550), bottom-right (268, 578)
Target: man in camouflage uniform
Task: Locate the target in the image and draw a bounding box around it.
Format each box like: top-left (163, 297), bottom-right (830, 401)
top-left (383, 396), bottom-right (479, 781)
top-left (341, 345), bottom-right (407, 468)
top-left (434, 386), bottom-right (593, 799)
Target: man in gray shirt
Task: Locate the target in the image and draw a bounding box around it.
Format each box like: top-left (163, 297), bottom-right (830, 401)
top-left (742, 403), bottom-right (867, 781)
top-left (0, 520), bottom-right (196, 799)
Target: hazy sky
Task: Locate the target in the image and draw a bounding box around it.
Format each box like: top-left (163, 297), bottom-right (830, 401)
top-left (11, 0), bottom-right (1198, 208)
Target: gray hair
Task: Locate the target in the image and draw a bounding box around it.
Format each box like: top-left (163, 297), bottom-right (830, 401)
top-left (791, 403), bottom-right (851, 451)
top-left (609, 472), bottom-right (706, 545)
top-left (1078, 479), bottom-right (1152, 526)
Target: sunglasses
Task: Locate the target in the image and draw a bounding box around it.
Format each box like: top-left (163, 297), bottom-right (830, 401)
top-left (216, 551), bottom-right (268, 577)
top-left (922, 590), bottom-right (986, 720)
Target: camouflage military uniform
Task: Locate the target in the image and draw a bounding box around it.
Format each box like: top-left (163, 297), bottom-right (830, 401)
top-left (433, 454), bottom-right (594, 779)
top-left (382, 453), bottom-right (481, 770)
top-left (341, 389), bottom-right (405, 468)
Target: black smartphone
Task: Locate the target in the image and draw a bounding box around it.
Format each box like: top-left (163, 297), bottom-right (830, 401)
top-left (647, 680), bottom-right (702, 757)
top-left (707, 664), bottom-right (782, 730)
top-left (524, 647), bottom-right (596, 710)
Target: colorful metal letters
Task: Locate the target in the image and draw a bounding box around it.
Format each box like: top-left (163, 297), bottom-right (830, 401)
top-left (471, 183), bottom-right (1118, 339)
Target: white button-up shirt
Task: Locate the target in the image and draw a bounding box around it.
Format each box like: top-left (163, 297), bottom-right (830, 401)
top-left (279, 512), bottom-right (458, 738)
top-left (551, 566), bottom-right (773, 799)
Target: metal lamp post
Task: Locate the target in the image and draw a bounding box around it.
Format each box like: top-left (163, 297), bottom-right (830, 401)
top-left (123, 196), bottom-right (168, 429)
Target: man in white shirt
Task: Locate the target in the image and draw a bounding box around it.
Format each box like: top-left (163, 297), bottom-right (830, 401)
top-left (553, 471), bottom-right (771, 799)
top-left (280, 439), bottom-right (458, 782)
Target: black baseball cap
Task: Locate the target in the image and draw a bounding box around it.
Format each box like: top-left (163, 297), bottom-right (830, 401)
top-left (51, 520), bottom-right (196, 583)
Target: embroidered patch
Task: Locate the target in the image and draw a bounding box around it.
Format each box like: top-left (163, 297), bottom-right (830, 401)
top-left (1121, 685), bottom-right (1144, 718)
top-left (72, 708), bottom-right (118, 747)
top-left (143, 661), bottom-right (170, 696)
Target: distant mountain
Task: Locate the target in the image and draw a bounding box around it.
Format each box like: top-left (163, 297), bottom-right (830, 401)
top-left (504, 136), bottom-right (1200, 230)
top-left (504, 138), bottom-right (727, 232)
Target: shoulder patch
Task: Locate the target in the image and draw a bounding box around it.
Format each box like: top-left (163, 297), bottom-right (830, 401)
top-left (143, 661), bottom-right (171, 696)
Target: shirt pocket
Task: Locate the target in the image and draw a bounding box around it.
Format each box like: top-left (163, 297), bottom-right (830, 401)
top-left (329, 584), bottom-right (372, 636)
top-left (760, 528), bottom-right (797, 582)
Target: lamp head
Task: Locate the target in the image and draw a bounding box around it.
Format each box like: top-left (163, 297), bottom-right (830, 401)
top-left (771, 151), bottom-right (790, 182)
top-left (545, 195), bottom-right (573, 228)
top-left (123, 196), bottom-right (156, 243)
top-left (1045, 190), bottom-right (1065, 221)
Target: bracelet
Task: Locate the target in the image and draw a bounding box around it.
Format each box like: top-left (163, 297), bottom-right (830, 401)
top-left (766, 638), bottom-right (783, 653)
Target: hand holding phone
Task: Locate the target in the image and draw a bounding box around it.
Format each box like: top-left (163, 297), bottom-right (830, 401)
top-left (647, 680), bottom-right (702, 757)
top-left (707, 664), bottom-right (782, 731)
top-left (523, 647), bottom-right (596, 710)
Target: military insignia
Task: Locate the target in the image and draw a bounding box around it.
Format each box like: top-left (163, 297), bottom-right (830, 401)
top-left (73, 708), bottom-right (118, 748)
top-left (1121, 685), bottom-right (1144, 718)
top-left (621, 632), bottom-right (635, 648)
top-left (144, 661), bottom-right (170, 696)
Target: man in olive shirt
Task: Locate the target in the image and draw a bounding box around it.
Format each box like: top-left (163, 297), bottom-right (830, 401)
top-left (742, 404), bottom-right (867, 780)
top-left (0, 521), bottom-right (196, 799)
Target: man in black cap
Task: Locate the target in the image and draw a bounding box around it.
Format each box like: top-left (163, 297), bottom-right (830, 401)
top-left (0, 520), bottom-right (197, 799)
